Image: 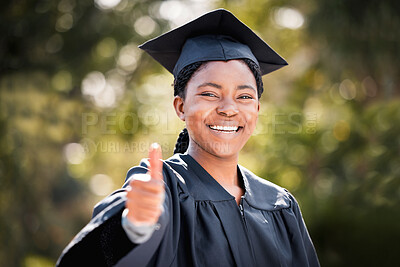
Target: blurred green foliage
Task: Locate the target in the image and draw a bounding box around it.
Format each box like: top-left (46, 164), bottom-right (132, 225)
top-left (1, 0), bottom-right (399, 266)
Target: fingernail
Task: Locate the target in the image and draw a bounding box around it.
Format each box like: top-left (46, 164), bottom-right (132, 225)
top-left (150, 143), bottom-right (160, 150)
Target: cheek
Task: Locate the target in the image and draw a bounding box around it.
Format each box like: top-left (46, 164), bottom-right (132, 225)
top-left (244, 106), bottom-right (259, 130)
top-left (185, 102), bottom-right (213, 118)
top-left (184, 105), bottom-right (208, 129)
top-left (245, 103), bottom-right (259, 119)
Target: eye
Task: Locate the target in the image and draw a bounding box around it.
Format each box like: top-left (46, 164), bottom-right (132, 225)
top-left (238, 95), bottom-right (254, 100)
top-left (200, 92), bottom-right (217, 97)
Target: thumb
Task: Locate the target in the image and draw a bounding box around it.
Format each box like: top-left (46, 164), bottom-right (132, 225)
top-left (149, 143), bottom-right (163, 181)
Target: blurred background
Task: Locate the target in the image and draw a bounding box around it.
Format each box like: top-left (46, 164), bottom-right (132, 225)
top-left (1, 0), bottom-right (399, 266)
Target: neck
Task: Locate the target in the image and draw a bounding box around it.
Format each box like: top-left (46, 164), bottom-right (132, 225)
top-left (187, 143), bottom-right (239, 186)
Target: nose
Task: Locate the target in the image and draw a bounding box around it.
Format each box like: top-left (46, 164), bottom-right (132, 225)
top-left (216, 97), bottom-right (238, 117)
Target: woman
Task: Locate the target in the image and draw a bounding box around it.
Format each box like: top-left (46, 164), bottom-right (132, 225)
top-left (57, 9), bottom-right (320, 267)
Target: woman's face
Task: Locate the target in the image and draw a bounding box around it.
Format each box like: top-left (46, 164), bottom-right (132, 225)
top-left (174, 60), bottom-right (260, 158)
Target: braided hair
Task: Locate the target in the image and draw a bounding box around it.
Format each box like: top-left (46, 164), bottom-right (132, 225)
top-left (173, 59), bottom-right (264, 154)
top-left (173, 62), bottom-right (203, 154)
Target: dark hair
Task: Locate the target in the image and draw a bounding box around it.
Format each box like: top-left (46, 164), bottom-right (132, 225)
top-left (173, 59), bottom-right (264, 154)
top-left (173, 62), bottom-right (203, 154)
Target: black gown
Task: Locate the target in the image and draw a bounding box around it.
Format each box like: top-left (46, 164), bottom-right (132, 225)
top-left (57, 154), bottom-right (320, 267)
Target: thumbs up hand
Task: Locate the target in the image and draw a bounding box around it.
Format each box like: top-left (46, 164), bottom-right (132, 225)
top-left (125, 143), bottom-right (165, 225)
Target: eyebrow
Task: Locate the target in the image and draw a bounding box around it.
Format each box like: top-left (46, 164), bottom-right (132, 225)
top-left (197, 82), bottom-right (222, 89)
top-left (237, 85), bottom-right (256, 92)
top-left (197, 82), bottom-right (256, 92)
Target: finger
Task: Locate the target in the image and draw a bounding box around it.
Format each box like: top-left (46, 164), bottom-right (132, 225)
top-left (128, 209), bottom-right (161, 224)
top-left (126, 199), bottom-right (162, 213)
top-left (126, 207), bottom-right (161, 224)
top-left (136, 208), bottom-right (162, 219)
top-left (127, 187), bottom-right (164, 203)
top-left (149, 143), bottom-right (163, 181)
top-left (129, 179), bottom-right (164, 194)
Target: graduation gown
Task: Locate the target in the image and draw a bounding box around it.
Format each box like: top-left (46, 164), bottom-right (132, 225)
top-left (57, 154), bottom-right (320, 267)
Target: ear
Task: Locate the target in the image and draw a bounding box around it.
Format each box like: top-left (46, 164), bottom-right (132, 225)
top-left (173, 96), bottom-right (185, 121)
top-left (257, 100), bottom-right (260, 112)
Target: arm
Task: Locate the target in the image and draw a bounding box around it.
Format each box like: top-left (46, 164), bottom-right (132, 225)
top-left (56, 192), bottom-right (135, 267)
top-left (121, 208), bottom-right (158, 244)
top-left (56, 145), bottom-right (170, 267)
top-left (121, 144), bottom-right (165, 244)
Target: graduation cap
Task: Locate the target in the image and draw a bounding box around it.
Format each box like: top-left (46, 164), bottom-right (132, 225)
top-left (139, 9), bottom-right (288, 77)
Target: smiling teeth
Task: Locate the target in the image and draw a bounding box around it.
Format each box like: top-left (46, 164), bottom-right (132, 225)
top-left (209, 125), bottom-right (238, 131)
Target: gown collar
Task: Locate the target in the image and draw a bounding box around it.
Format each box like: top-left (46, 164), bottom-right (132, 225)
top-left (176, 154), bottom-right (290, 211)
top-left (179, 154), bottom-right (235, 202)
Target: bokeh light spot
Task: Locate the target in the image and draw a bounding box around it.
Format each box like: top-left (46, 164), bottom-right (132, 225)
top-left (329, 83), bottom-right (346, 105)
top-left (58, 0), bottom-right (76, 13)
top-left (94, 0), bottom-right (121, 10)
top-left (24, 254), bottom-right (54, 267)
top-left (93, 84), bottom-right (116, 108)
top-left (288, 144), bottom-right (308, 165)
top-left (274, 7), bottom-right (304, 29)
top-left (82, 71), bottom-right (106, 98)
top-left (117, 44), bottom-right (140, 72)
top-left (63, 143), bottom-right (85, 164)
top-left (333, 120), bottom-right (350, 141)
top-left (279, 168), bottom-right (302, 191)
top-left (89, 174), bottom-right (114, 196)
top-left (368, 145), bottom-right (387, 157)
top-left (55, 13), bottom-right (74, 32)
top-left (159, 1), bottom-right (184, 21)
top-left (134, 16), bottom-right (157, 37)
top-left (319, 131), bottom-right (339, 153)
top-left (138, 105), bottom-right (161, 126)
top-left (303, 97), bottom-right (324, 121)
top-left (81, 71), bottom-right (125, 108)
top-left (96, 37), bottom-right (117, 58)
top-left (339, 79), bottom-right (357, 100)
top-left (51, 70), bottom-right (72, 92)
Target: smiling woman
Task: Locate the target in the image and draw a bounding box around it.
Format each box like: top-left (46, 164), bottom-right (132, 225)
top-left (175, 60), bottom-right (259, 161)
top-left (57, 9), bottom-right (320, 267)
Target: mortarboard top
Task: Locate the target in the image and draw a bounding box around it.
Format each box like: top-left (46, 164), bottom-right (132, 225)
top-left (139, 9), bottom-right (288, 77)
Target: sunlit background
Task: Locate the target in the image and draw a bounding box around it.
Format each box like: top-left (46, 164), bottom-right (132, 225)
top-left (1, 0), bottom-right (399, 266)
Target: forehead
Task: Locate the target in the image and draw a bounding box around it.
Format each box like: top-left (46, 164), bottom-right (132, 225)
top-left (189, 60), bottom-right (256, 85)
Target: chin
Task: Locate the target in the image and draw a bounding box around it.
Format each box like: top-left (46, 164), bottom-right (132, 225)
top-left (195, 140), bottom-right (244, 159)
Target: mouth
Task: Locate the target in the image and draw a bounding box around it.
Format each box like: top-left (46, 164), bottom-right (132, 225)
top-left (208, 125), bottom-right (243, 133)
